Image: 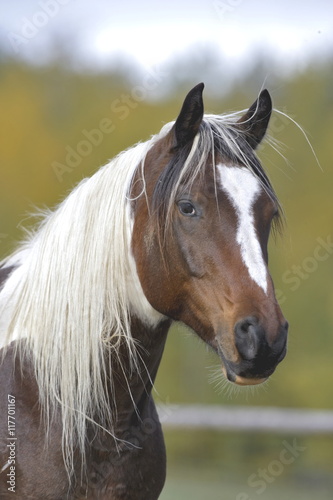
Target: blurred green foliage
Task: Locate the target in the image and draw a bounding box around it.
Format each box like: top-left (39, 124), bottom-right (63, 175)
top-left (0, 53), bottom-right (332, 496)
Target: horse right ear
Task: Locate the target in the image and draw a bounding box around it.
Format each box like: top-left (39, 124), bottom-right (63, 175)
top-left (173, 83), bottom-right (204, 148)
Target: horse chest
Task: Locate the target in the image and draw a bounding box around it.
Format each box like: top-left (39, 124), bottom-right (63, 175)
top-left (78, 430), bottom-right (166, 500)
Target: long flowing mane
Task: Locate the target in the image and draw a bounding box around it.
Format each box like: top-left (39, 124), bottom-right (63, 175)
top-left (0, 138), bottom-right (162, 475)
top-left (0, 106), bottom-right (280, 477)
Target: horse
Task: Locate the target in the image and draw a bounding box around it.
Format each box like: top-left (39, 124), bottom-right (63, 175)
top-left (0, 83), bottom-right (288, 499)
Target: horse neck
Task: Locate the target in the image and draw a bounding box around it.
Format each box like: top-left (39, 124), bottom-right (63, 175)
top-left (107, 316), bottom-right (171, 430)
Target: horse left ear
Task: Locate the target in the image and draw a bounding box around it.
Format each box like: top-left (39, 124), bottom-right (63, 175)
top-left (237, 89), bottom-right (272, 149)
top-left (173, 83), bottom-right (204, 148)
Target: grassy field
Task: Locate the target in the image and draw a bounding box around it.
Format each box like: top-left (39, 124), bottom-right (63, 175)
top-left (160, 466), bottom-right (333, 500)
top-left (159, 429), bottom-right (333, 500)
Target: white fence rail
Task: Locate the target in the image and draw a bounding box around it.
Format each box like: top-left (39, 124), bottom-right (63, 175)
top-left (158, 405), bottom-right (333, 434)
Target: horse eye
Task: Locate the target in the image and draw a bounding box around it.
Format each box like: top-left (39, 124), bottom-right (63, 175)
top-left (178, 201), bottom-right (196, 217)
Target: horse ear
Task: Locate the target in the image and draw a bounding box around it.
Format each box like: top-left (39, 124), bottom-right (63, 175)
top-left (173, 83), bottom-right (204, 148)
top-left (237, 89), bottom-right (272, 149)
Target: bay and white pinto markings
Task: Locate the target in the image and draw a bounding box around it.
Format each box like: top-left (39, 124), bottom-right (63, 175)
top-left (0, 84), bottom-right (288, 499)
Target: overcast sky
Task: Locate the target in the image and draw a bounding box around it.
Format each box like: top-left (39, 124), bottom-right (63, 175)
top-left (1, 0), bottom-right (332, 72)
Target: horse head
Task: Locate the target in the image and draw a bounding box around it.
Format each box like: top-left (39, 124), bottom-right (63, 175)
top-left (131, 83), bottom-right (288, 386)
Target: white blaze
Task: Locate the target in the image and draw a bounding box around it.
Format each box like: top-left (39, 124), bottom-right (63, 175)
top-left (217, 164), bottom-right (268, 293)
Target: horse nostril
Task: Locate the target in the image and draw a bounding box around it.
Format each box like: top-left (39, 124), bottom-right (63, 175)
top-left (234, 316), bottom-right (262, 361)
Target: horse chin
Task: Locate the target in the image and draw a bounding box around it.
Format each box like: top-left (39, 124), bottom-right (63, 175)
top-left (221, 365), bottom-right (267, 386)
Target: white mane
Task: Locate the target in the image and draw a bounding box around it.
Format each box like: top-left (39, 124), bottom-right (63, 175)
top-left (0, 136), bottom-right (164, 476)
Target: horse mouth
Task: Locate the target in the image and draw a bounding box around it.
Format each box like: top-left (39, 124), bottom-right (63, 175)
top-left (218, 346), bottom-right (275, 386)
top-left (221, 365), bottom-right (267, 386)
top-left (214, 323), bottom-right (287, 386)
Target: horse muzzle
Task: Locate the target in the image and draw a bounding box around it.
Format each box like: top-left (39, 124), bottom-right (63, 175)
top-left (219, 316), bottom-right (288, 386)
